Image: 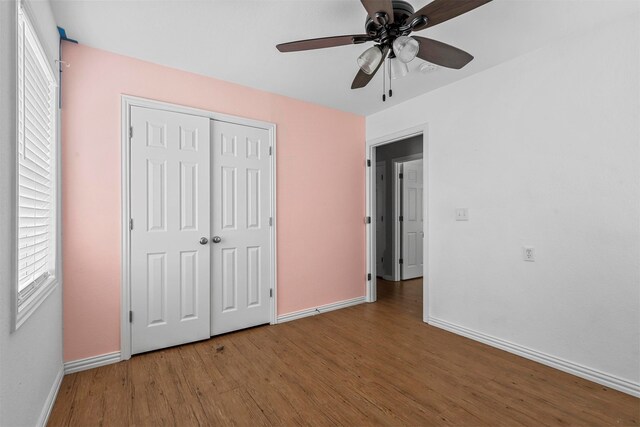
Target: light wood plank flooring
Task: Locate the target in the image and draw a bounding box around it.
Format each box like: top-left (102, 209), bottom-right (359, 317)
top-left (49, 278), bottom-right (639, 426)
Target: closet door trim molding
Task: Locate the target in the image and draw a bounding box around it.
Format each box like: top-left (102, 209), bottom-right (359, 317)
top-left (120, 95), bottom-right (278, 360)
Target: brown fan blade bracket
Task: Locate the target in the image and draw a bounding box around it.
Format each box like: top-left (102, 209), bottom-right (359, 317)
top-left (374, 11), bottom-right (390, 26)
top-left (405, 15), bottom-right (428, 31)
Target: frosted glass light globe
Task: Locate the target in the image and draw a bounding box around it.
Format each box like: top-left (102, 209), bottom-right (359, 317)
top-left (392, 36), bottom-right (419, 63)
top-left (390, 58), bottom-right (408, 79)
top-left (357, 46), bottom-right (383, 75)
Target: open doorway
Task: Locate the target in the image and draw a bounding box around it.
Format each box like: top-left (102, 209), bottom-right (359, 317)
top-left (367, 129), bottom-right (426, 319)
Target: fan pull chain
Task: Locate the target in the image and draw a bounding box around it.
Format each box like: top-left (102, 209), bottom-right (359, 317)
top-left (389, 60), bottom-right (393, 98)
top-left (382, 58), bottom-right (386, 102)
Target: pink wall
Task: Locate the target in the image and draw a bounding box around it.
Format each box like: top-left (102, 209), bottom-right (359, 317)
top-left (61, 43), bottom-right (365, 362)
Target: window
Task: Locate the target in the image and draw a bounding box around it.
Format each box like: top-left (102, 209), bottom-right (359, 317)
top-left (15, 1), bottom-right (58, 328)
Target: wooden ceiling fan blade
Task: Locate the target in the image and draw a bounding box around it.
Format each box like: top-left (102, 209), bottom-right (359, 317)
top-left (408, 0), bottom-right (492, 31)
top-left (414, 36), bottom-right (473, 69)
top-left (351, 46), bottom-right (389, 89)
top-left (276, 35), bottom-right (371, 53)
top-left (361, 0), bottom-right (395, 25)
top-left (413, 36), bottom-right (474, 70)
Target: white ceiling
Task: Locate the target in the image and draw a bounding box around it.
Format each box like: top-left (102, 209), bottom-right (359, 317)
top-left (50, 0), bottom-right (638, 116)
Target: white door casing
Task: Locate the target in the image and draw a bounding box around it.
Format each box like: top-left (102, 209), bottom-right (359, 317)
top-left (211, 121), bottom-right (272, 336)
top-left (130, 106), bottom-right (211, 354)
top-left (401, 159), bottom-right (424, 279)
top-left (375, 161), bottom-right (386, 276)
top-left (365, 124), bottom-right (428, 316)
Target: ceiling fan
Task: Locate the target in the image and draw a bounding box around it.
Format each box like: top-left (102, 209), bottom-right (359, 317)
top-left (276, 0), bottom-right (492, 94)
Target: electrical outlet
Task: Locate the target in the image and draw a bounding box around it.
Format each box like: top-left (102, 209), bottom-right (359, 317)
top-left (523, 246), bottom-right (535, 262)
top-left (455, 208), bottom-right (469, 221)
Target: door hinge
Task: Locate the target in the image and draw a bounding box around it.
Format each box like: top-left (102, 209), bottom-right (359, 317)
top-left (399, 259), bottom-right (404, 264)
top-left (367, 273), bottom-right (372, 281)
top-left (399, 216), bottom-right (403, 222)
top-left (365, 216), bottom-right (371, 224)
top-left (269, 146), bottom-right (272, 156)
top-left (129, 126), bottom-right (133, 139)
top-left (367, 159), bottom-right (371, 167)
top-left (130, 218), bottom-right (134, 230)
top-left (129, 310), bottom-right (133, 322)
top-left (269, 217), bottom-right (273, 226)
top-left (399, 172), bottom-right (404, 179)
top-left (381, 174), bottom-right (383, 180)
top-left (270, 289), bottom-right (273, 298)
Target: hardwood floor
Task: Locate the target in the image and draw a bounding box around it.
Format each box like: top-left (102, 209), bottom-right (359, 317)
top-left (49, 278), bottom-right (639, 426)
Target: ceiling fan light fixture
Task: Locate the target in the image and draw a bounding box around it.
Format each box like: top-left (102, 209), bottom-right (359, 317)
top-left (357, 45), bottom-right (383, 75)
top-left (419, 62), bottom-right (439, 73)
top-left (393, 36), bottom-right (419, 63)
top-left (390, 58), bottom-right (408, 79)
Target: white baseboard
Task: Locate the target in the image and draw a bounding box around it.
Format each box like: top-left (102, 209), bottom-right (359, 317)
top-left (38, 366), bottom-right (63, 427)
top-left (64, 351), bottom-right (122, 374)
top-left (428, 317), bottom-right (640, 398)
top-left (277, 296), bottom-right (366, 324)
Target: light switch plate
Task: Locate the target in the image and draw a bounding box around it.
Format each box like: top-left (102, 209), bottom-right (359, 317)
top-left (455, 208), bottom-right (469, 221)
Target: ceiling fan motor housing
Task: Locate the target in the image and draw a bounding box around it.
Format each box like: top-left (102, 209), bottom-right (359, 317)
top-left (365, 0), bottom-right (415, 43)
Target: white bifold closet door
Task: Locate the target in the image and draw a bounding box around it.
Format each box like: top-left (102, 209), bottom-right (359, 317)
top-left (210, 121), bottom-right (271, 336)
top-left (130, 106), bottom-right (211, 354)
top-left (401, 159), bottom-right (423, 280)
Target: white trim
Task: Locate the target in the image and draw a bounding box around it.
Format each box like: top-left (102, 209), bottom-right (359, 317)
top-left (14, 278), bottom-right (57, 330)
top-left (121, 95), bottom-right (277, 359)
top-left (64, 351), bottom-right (122, 375)
top-left (269, 125), bottom-right (278, 325)
top-left (393, 162), bottom-right (402, 281)
top-left (37, 366), bottom-right (63, 427)
top-left (277, 296), bottom-right (366, 323)
top-left (429, 317), bottom-right (640, 398)
top-left (120, 97), bottom-right (131, 360)
top-left (365, 123), bottom-right (429, 323)
top-left (367, 148), bottom-right (377, 302)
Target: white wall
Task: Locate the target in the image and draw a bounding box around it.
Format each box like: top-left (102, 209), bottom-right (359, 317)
top-left (0, 0), bottom-right (64, 425)
top-left (367, 11), bottom-right (640, 393)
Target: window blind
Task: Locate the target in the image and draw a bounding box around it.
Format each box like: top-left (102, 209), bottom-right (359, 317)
top-left (17, 4), bottom-right (56, 304)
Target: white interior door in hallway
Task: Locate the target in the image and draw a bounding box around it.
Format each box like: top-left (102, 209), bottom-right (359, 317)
top-left (401, 159), bottom-right (423, 280)
top-left (211, 121), bottom-right (272, 336)
top-left (130, 106), bottom-right (211, 354)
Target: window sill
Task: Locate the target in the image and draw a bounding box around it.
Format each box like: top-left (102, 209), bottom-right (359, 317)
top-left (14, 276), bottom-right (58, 331)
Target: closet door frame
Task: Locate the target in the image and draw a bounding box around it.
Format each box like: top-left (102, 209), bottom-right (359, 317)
top-left (120, 95), bottom-right (277, 361)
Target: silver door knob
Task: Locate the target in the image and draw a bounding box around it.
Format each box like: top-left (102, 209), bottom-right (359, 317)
top-left (212, 236), bottom-right (222, 243)
top-left (199, 237), bottom-right (208, 245)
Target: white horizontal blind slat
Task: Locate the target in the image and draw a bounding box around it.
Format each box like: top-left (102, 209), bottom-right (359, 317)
top-left (23, 101), bottom-right (51, 141)
top-left (24, 41), bottom-right (50, 94)
top-left (24, 91), bottom-right (51, 135)
top-left (17, 4), bottom-right (56, 299)
top-left (19, 168), bottom-right (50, 185)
